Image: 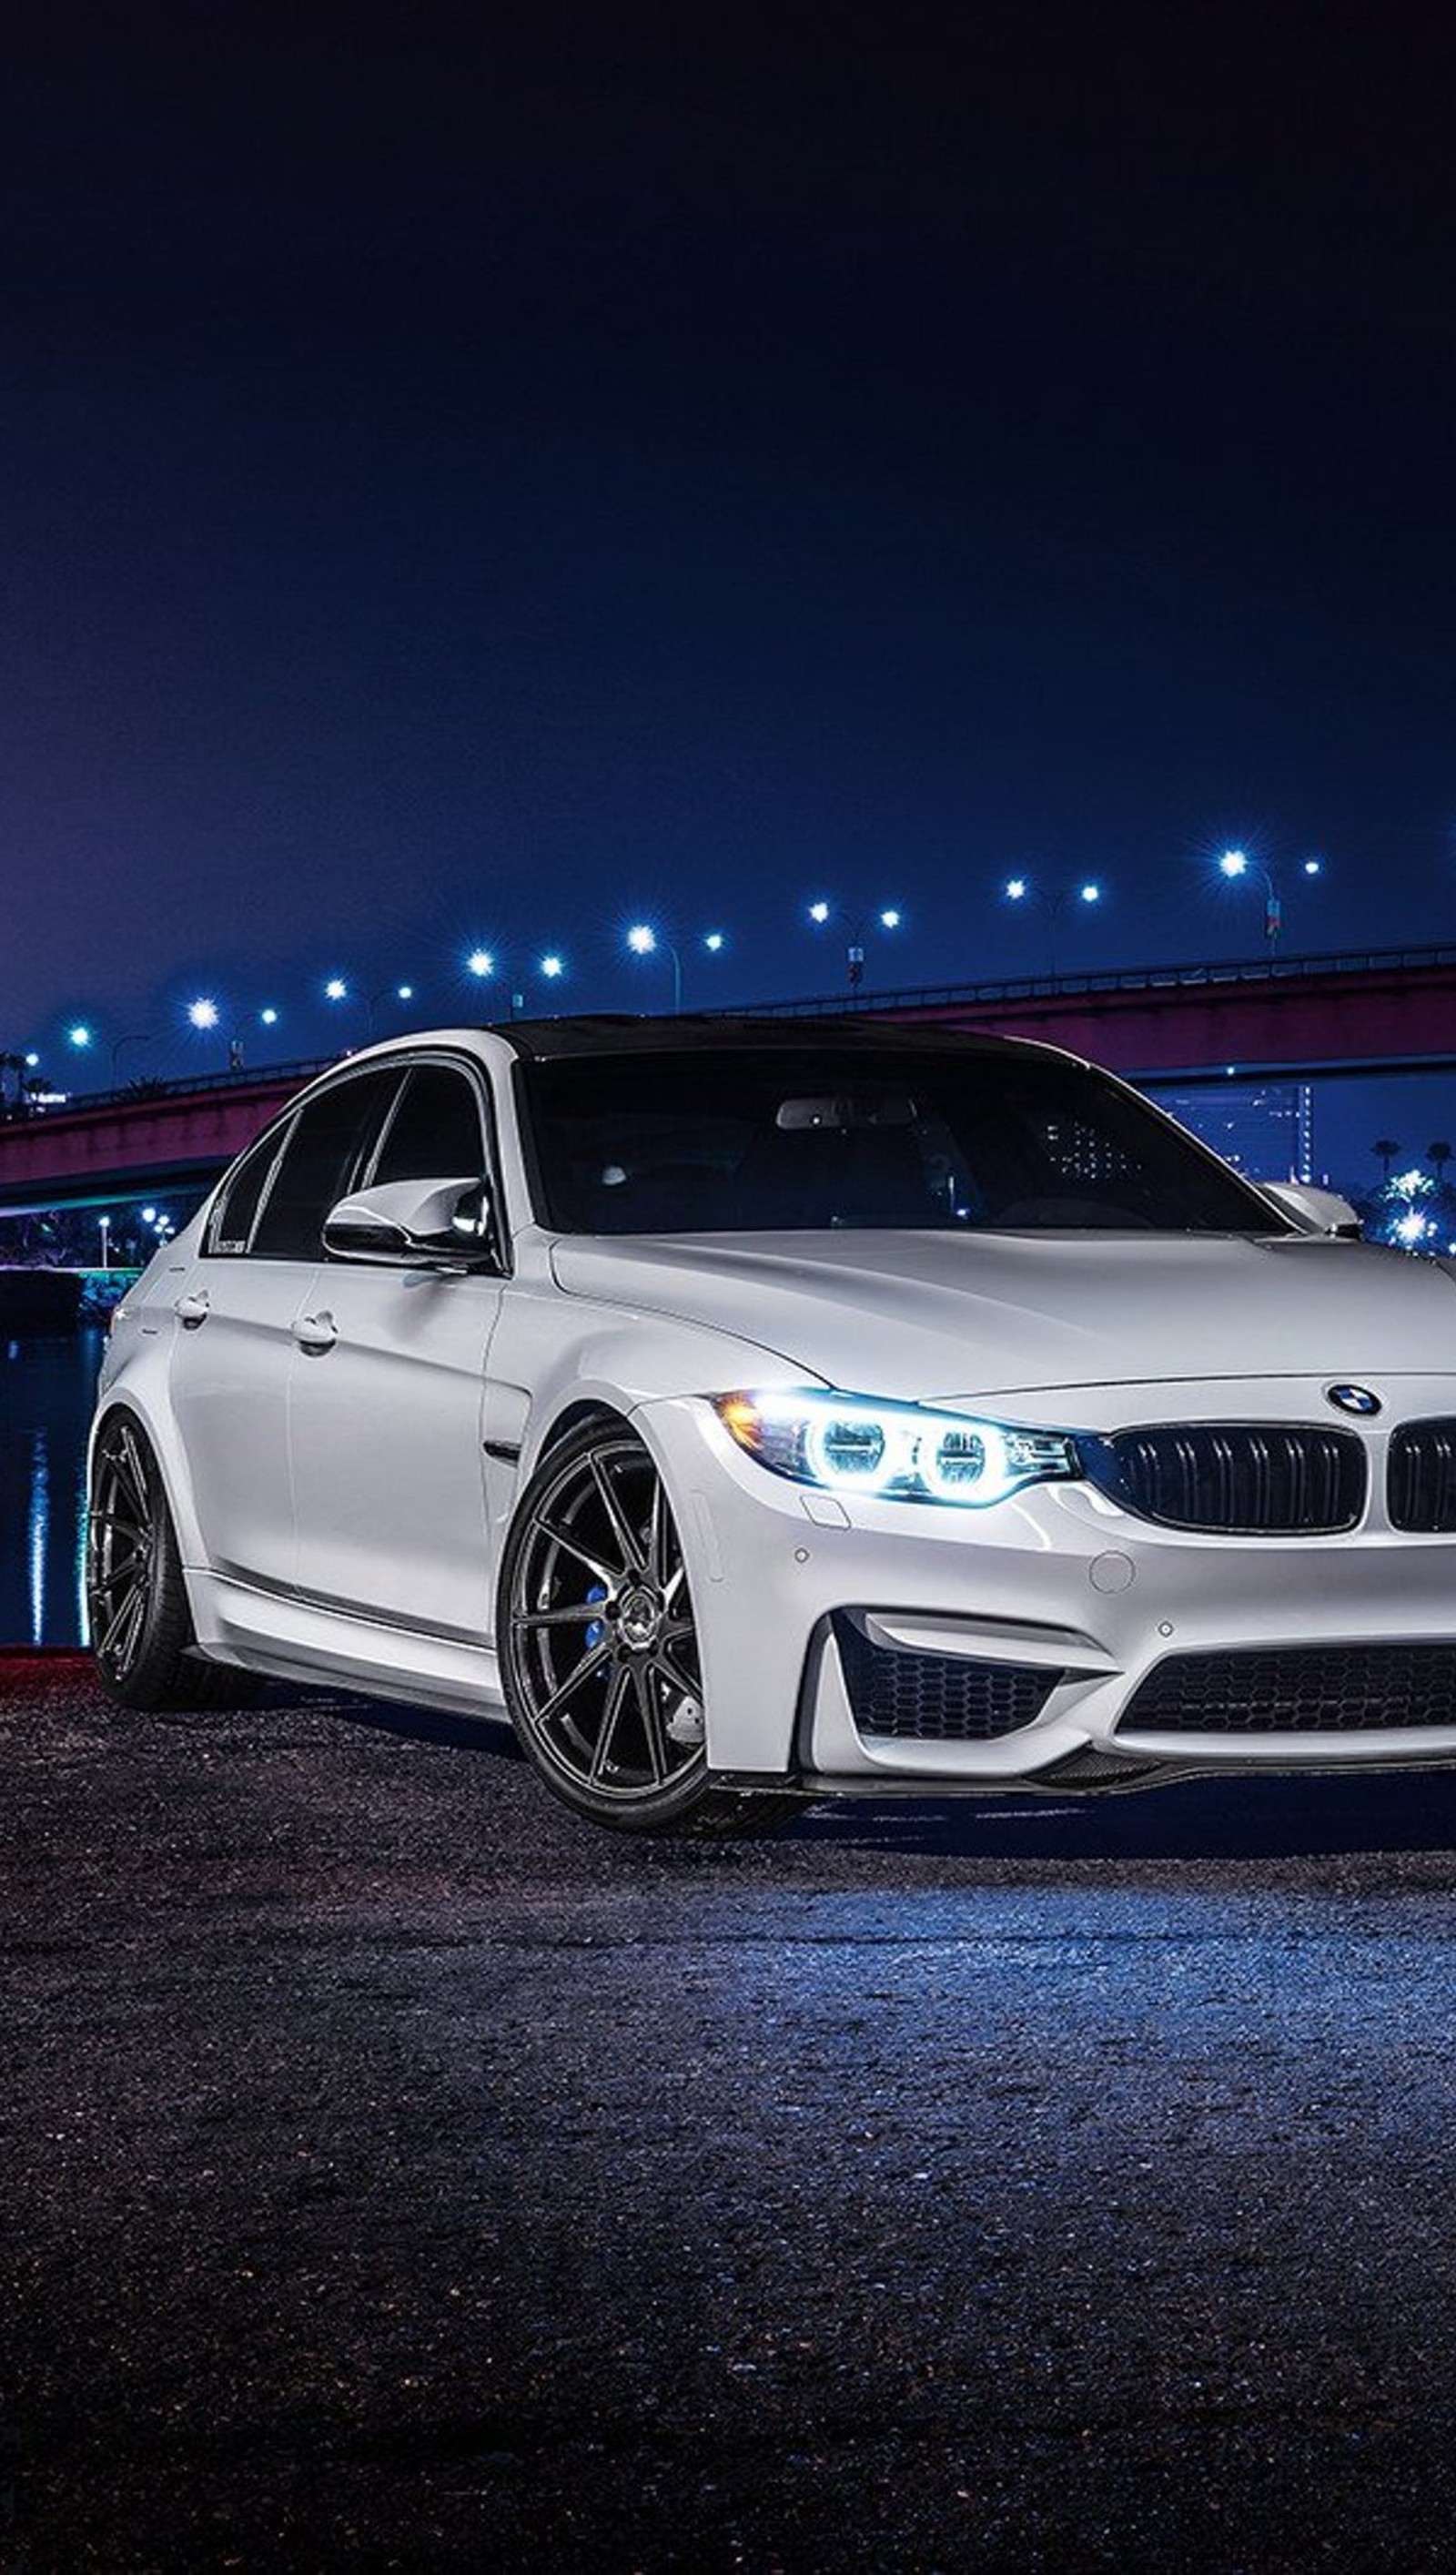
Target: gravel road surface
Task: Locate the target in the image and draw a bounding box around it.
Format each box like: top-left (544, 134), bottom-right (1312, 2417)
top-left (5, 1652), bottom-right (1456, 2571)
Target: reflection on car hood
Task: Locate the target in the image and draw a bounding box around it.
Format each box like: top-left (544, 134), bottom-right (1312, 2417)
top-left (549, 1230), bottom-right (1456, 1401)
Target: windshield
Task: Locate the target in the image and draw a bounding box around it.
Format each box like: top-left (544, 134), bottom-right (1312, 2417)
top-left (522, 1045), bottom-right (1285, 1236)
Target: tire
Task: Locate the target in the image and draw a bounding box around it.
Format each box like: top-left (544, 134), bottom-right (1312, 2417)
top-left (497, 1419), bottom-right (794, 1836)
top-left (86, 1413), bottom-right (248, 1710)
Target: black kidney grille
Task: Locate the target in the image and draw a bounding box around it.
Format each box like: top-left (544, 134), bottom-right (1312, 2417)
top-left (1081, 1424), bottom-right (1366, 1534)
top-left (832, 1613), bottom-right (1059, 1742)
top-left (1118, 1642), bottom-right (1456, 1734)
top-left (1389, 1421), bottom-right (1456, 1533)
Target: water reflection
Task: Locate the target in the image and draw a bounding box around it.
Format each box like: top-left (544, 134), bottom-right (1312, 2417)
top-left (2, 1333), bottom-right (101, 1646)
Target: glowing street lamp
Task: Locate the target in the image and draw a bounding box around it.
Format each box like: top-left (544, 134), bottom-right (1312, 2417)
top-left (467, 946), bottom-right (567, 1016)
top-left (626, 922), bottom-right (682, 1011)
top-left (624, 923), bottom-right (727, 1011)
top-left (358, 981), bottom-right (418, 1038)
top-left (1218, 847), bottom-right (1323, 949)
top-left (326, 972), bottom-right (401, 1047)
top-left (187, 996), bottom-right (250, 1070)
top-left (1218, 847), bottom-right (1279, 944)
top-left (1003, 877), bottom-right (1102, 977)
top-left (807, 901), bottom-right (901, 990)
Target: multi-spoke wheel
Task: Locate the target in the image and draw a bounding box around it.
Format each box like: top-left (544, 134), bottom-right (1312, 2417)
top-left (87, 1412), bottom-right (243, 1709)
top-left (498, 1420), bottom-right (791, 1835)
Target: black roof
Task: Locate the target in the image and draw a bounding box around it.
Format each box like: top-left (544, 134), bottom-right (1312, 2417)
top-left (494, 1011), bottom-right (1058, 1063)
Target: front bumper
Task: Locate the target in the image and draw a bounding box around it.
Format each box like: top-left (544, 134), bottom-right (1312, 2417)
top-left (637, 1381), bottom-right (1456, 1789)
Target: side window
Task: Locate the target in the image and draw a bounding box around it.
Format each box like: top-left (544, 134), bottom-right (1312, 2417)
top-left (369, 1062), bottom-right (486, 1186)
top-left (206, 1125), bottom-right (289, 1257)
top-left (248, 1070), bottom-right (402, 1263)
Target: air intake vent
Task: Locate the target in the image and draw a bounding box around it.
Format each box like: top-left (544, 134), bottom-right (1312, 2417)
top-left (832, 1613), bottom-right (1059, 1742)
top-left (1389, 1421), bottom-right (1456, 1533)
top-left (1117, 1642), bottom-right (1456, 1734)
top-left (1081, 1424), bottom-right (1365, 1534)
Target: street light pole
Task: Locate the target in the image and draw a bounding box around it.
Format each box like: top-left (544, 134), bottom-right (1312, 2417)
top-left (1219, 849), bottom-right (1322, 950)
top-left (626, 925), bottom-right (682, 1010)
top-left (807, 901), bottom-right (901, 991)
top-left (1003, 878), bottom-right (1101, 978)
top-left (109, 1031), bottom-right (154, 1080)
top-left (468, 949), bottom-right (568, 1019)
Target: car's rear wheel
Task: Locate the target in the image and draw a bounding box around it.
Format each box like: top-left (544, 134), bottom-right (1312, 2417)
top-left (498, 1420), bottom-right (792, 1835)
top-left (87, 1413), bottom-right (245, 1709)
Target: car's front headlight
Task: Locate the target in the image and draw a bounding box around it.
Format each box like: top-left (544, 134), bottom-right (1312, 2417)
top-left (712, 1390), bottom-right (1081, 1509)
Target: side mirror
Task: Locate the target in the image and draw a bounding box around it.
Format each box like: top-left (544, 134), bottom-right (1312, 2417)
top-left (323, 1176), bottom-right (500, 1270)
top-left (1258, 1181), bottom-right (1364, 1239)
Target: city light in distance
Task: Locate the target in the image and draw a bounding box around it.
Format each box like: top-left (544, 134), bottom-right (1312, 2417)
top-left (324, 978), bottom-right (349, 1001)
top-left (68, 1025), bottom-right (91, 1049)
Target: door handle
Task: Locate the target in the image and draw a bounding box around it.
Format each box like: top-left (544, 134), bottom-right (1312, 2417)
top-left (293, 1308), bottom-right (338, 1354)
top-left (174, 1289), bottom-right (210, 1330)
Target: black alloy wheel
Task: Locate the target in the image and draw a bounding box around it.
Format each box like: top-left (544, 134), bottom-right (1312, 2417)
top-left (87, 1413), bottom-right (243, 1708)
top-left (497, 1420), bottom-right (791, 1835)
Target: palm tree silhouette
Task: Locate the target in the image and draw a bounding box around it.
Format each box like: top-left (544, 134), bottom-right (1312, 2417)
top-left (1372, 1138), bottom-right (1402, 1179)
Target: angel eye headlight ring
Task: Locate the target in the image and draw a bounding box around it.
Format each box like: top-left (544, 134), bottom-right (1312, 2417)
top-left (712, 1391), bottom-right (1080, 1509)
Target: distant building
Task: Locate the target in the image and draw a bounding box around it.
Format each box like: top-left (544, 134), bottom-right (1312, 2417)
top-left (1154, 1080), bottom-right (1314, 1185)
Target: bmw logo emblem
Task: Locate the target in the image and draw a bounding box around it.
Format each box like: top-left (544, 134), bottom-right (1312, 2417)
top-left (1326, 1384), bottom-right (1381, 1416)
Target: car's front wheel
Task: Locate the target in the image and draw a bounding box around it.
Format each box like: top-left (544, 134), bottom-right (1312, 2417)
top-left (497, 1419), bottom-right (792, 1836)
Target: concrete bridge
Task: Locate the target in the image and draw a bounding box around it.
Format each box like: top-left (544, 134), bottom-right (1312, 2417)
top-left (5, 941), bottom-right (1456, 1215)
top-left (0, 1059), bottom-right (331, 1217)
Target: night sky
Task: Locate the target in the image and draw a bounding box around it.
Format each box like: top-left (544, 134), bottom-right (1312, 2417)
top-left (5, 5), bottom-right (1456, 1102)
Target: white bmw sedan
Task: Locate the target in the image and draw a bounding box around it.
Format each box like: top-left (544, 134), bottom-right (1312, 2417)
top-left (88, 1016), bottom-right (1456, 1834)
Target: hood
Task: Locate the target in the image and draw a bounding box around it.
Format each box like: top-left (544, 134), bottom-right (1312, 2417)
top-left (549, 1230), bottom-right (1456, 1403)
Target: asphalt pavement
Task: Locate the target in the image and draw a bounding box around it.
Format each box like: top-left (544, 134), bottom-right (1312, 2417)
top-left (5, 1651), bottom-right (1456, 2571)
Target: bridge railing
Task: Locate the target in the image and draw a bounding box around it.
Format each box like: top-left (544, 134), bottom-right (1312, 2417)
top-left (10, 938), bottom-right (1456, 1119)
top-left (719, 938), bottom-right (1456, 1019)
top-left (2, 1055), bottom-right (334, 1126)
